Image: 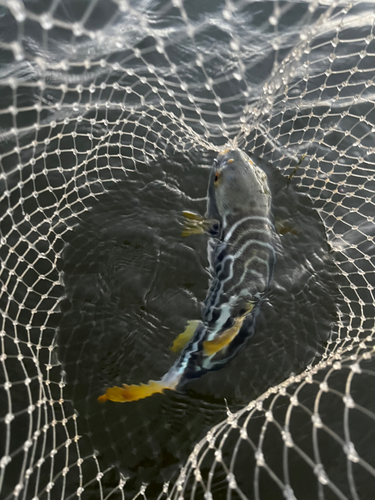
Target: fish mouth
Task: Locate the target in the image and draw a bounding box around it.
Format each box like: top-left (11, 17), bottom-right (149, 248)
top-left (216, 148), bottom-right (253, 168)
top-left (217, 148), bottom-right (259, 172)
top-left (218, 147), bottom-right (233, 156)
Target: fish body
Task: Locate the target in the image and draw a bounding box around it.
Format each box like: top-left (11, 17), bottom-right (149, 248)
top-left (162, 149), bottom-right (276, 385)
top-left (99, 148), bottom-right (276, 403)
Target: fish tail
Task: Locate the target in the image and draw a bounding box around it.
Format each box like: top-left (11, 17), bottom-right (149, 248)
top-left (98, 370), bottom-right (183, 403)
top-left (98, 322), bottom-right (205, 403)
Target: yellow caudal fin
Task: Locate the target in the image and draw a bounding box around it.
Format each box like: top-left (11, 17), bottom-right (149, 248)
top-left (181, 211), bottom-right (209, 237)
top-left (203, 315), bottom-right (247, 357)
top-left (171, 319), bottom-right (200, 352)
top-left (98, 380), bottom-right (170, 403)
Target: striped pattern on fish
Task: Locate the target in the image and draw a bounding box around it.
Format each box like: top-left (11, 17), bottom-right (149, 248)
top-left (204, 215), bottom-right (275, 319)
top-left (98, 148), bottom-right (277, 403)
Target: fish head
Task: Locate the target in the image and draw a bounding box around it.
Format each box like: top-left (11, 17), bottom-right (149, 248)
top-left (210, 148), bottom-right (271, 219)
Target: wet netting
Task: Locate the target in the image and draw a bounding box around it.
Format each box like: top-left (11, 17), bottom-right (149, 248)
top-left (1, 0), bottom-right (375, 499)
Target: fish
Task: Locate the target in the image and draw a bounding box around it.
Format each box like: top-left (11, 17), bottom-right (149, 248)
top-left (98, 148), bottom-right (277, 403)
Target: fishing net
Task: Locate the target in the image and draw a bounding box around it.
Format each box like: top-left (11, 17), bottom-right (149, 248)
top-left (1, 0), bottom-right (375, 498)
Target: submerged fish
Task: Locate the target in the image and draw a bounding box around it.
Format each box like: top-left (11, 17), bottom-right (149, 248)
top-left (99, 148), bottom-right (276, 403)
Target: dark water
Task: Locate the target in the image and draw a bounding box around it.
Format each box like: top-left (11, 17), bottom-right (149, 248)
top-left (58, 149), bottom-right (341, 496)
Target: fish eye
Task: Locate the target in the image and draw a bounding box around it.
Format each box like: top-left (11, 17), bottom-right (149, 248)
top-left (214, 172), bottom-right (220, 184)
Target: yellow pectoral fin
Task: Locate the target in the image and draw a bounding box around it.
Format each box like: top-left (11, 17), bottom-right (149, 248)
top-left (181, 225), bottom-right (205, 237)
top-left (181, 211), bottom-right (213, 237)
top-left (171, 319), bottom-right (200, 352)
top-left (275, 218), bottom-right (299, 236)
top-left (98, 380), bottom-right (169, 403)
top-left (182, 211), bottom-right (205, 222)
top-left (203, 316), bottom-right (246, 357)
top-left (287, 153), bottom-right (306, 188)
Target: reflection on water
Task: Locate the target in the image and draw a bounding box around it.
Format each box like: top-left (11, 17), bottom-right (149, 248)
top-left (58, 151), bottom-right (341, 495)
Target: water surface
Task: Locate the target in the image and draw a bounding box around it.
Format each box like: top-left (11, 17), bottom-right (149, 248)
top-left (58, 150), bottom-right (341, 495)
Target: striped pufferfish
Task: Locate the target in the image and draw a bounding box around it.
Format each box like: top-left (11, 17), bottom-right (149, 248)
top-left (98, 148), bottom-right (276, 403)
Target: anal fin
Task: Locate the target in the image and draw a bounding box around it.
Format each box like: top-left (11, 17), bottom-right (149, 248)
top-left (171, 319), bottom-right (200, 352)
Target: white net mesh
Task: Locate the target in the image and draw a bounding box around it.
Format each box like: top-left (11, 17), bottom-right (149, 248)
top-left (1, 0), bottom-right (375, 498)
